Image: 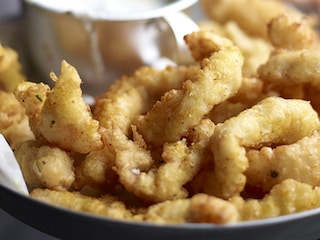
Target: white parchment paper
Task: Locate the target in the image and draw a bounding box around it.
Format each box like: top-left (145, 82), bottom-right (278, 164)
top-left (0, 134), bottom-right (29, 195)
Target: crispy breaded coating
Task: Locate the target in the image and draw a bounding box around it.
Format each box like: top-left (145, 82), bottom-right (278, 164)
top-left (143, 193), bottom-right (238, 224)
top-left (105, 118), bottom-right (215, 203)
top-left (94, 65), bottom-right (199, 135)
top-left (15, 61), bottom-right (103, 153)
top-left (14, 140), bottom-right (75, 191)
top-left (200, 20), bottom-right (272, 77)
top-left (136, 31), bottom-right (243, 147)
top-left (0, 90), bottom-right (34, 148)
top-left (233, 179), bottom-right (320, 221)
top-left (267, 14), bottom-right (320, 50)
top-left (0, 44), bottom-right (26, 92)
top-left (200, 0), bottom-right (309, 39)
top-left (40, 60), bottom-right (103, 153)
top-left (246, 130), bottom-right (320, 192)
top-left (210, 96), bottom-right (320, 199)
top-left (30, 188), bottom-right (133, 220)
top-left (14, 81), bottom-right (50, 142)
top-left (259, 49), bottom-right (320, 87)
top-left (73, 148), bottom-right (119, 192)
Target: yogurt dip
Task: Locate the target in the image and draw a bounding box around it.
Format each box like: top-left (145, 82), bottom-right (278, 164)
top-left (24, 0), bottom-right (193, 20)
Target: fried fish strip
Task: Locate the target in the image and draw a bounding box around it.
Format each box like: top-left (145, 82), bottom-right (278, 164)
top-left (0, 90), bottom-right (34, 148)
top-left (42, 60), bottom-right (103, 153)
top-left (90, 66), bottom-right (198, 196)
top-left (200, 0), bottom-right (309, 39)
top-left (137, 31), bottom-right (243, 147)
top-left (16, 61), bottom-right (103, 153)
top-left (94, 65), bottom-right (199, 135)
top-left (200, 20), bottom-right (272, 77)
top-left (143, 193), bottom-right (238, 224)
top-left (246, 130), bottom-right (320, 193)
top-left (14, 82), bottom-right (50, 142)
top-left (30, 188), bottom-right (133, 220)
top-left (258, 49), bottom-right (320, 88)
top-left (208, 77), bottom-right (266, 124)
top-left (106, 119), bottom-right (215, 203)
top-left (210, 96), bottom-right (320, 199)
top-left (267, 14), bottom-right (320, 50)
top-left (73, 148), bottom-right (119, 193)
top-left (0, 44), bottom-right (26, 92)
top-left (233, 179), bottom-right (320, 221)
top-left (15, 140), bottom-right (74, 191)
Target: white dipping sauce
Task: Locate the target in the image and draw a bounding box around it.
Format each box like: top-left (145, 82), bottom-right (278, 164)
top-left (25, 0), bottom-right (173, 18)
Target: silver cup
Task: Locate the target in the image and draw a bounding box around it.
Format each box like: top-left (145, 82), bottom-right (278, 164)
top-left (24, 0), bottom-right (199, 95)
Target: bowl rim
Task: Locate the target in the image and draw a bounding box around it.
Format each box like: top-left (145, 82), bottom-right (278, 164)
top-left (2, 183), bottom-right (320, 230)
top-left (2, 184), bottom-right (320, 240)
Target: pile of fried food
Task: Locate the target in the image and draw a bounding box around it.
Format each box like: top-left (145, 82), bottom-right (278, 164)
top-left (2, 0), bottom-right (320, 225)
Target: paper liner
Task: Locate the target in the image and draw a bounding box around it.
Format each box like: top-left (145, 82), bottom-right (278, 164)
top-left (0, 134), bottom-right (29, 195)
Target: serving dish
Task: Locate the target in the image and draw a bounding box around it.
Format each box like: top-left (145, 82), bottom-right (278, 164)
top-left (1, 184), bottom-right (320, 240)
top-left (2, 1), bottom-right (320, 240)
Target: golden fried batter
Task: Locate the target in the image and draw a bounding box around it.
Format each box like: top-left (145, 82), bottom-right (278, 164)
top-left (30, 188), bottom-right (133, 220)
top-left (0, 44), bottom-right (26, 92)
top-left (200, 20), bottom-right (272, 77)
top-left (200, 0), bottom-right (310, 39)
top-left (16, 61), bottom-right (103, 153)
top-left (105, 118), bottom-right (215, 203)
top-left (0, 90), bottom-right (34, 148)
top-left (94, 65), bottom-right (199, 135)
top-left (246, 130), bottom-right (320, 192)
top-left (143, 193), bottom-right (238, 224)
top-left (267, 14), bottom-right (320, 50)
top-left (210, 96), bottom-right (320, 199)
top-left (41, 61), bottom-right (103, 153)
top-left (259, 49), bottom-right (320, 87)
top-left (136, 31), bottom-right (243, 147)
top-left (233, 179), bottom-right (320, 221)
top-left (14, 82), bottom-right (49, 142)
top-left (14, 140), bottom-right (75, 191)
top-left (73, 148), bottom-right (119, 193)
